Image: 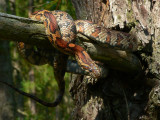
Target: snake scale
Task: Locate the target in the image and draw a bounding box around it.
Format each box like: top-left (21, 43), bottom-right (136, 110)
top-left (1, 10), bottom-right (137, 107)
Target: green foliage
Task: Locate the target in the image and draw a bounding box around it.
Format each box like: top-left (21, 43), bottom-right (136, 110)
top-left (11, 0), bottom-right (75, 119)
top-left (15, 0), bottom-right (29, 17)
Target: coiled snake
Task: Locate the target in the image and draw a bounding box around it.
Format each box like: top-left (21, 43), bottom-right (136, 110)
top-left (1, 10), bottom-right (137, 107)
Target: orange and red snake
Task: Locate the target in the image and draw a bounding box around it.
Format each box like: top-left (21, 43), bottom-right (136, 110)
top-left (1, 10), bottom-right (137, 107)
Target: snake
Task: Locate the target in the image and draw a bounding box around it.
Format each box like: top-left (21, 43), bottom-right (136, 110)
top-left (0, 10), bottom-right (137, 107)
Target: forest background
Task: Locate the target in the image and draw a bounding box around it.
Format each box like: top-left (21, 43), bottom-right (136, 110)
top-left (0, 0), bottom-right (75, 119)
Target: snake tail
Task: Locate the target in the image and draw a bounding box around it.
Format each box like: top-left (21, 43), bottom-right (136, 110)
top-left (0, 80), bottom-right (63, 107)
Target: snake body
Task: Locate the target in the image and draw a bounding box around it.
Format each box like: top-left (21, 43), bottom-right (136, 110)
top-left (2, 10), bottom-right (137, 107)
top-left (75, 20), bottom-right (137, 51)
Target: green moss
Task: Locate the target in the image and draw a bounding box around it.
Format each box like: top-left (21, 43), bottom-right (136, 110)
top-left (127, 0), bottom-right (132, 8)
top-left (118, 15), bottom-right (121, 20)
top-left (127, 0), bottom-right (136, 24)
top-left (127, 10), bottom-right (136, 23)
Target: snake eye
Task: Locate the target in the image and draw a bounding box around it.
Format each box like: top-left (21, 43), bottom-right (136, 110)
top-left (89, 69), bottom-right (92, 72)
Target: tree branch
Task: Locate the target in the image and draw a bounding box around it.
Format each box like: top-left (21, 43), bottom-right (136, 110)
top-left (0, 12), bottom-right (142, 75)
top-left (0, 12), bottom-right (50, 48)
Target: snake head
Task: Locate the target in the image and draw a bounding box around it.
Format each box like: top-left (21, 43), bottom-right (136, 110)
top-left (89, 65), bottom-right (101, 78)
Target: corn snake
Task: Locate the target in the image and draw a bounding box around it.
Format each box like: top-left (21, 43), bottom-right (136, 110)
top-left (1, 10), bottom-right (137, 107)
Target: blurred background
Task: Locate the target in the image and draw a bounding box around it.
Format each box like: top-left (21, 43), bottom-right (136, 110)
top-left (0, 0), bottom-right (76, 119)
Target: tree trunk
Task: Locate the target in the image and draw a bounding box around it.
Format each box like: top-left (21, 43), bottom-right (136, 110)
top-left (28, 68), bottom-right (37, 115)
top-left (28, 0), bottom-right (37, 116)
top-left (0, 0), bottom-right (15, 119)
top-left (10, 0), bottom-right (25, 118)
top-left (70, 0), bottom-right (160, 120)
top-left (28, 0), bottom-right (34, 16)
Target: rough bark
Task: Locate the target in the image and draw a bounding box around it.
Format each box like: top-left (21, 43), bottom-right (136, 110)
top-left (70, 0), bottom-right (160, 120)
